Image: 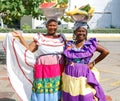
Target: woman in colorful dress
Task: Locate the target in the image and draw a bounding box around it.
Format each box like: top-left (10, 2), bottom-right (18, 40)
top-left (10, 19), bottom-right (66, 101)
top-left (62, 21), bottom-right (109, 101)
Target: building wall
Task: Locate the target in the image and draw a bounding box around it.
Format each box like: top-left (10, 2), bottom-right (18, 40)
top-left (111, 0), bottom-right (120, 28)
top-left (69, 0), bottom-right (120, 29)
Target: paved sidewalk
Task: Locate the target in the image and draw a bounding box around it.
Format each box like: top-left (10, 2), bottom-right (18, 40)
top-left (0, 65), bottom-right (21, 101)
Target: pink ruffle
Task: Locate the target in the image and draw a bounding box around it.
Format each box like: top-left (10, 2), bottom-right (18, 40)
top-left (34, 64), bottom-right (64, 78)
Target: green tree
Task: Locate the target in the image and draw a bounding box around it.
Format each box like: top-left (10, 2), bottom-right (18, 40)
top-left (0, 0), bottom-right (71, 26)
top-left (0, 0), bottom-right (43, 25)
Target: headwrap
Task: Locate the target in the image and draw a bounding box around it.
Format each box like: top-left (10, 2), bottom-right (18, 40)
top-left (73, 21), bottom-right (88, 31)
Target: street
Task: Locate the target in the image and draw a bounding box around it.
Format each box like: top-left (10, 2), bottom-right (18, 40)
top-left (95, 40), bottom-right (120, 101)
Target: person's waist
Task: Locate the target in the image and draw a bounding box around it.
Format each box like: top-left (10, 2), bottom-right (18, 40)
top-left (40, 53), bottom-right (63, 56)
top-left (66, 58), bottom-right (87, 64)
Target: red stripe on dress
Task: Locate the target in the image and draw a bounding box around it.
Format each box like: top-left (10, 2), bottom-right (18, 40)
top-left (33, 33), bottom-right (65, 46)
top-left (12, 39), bottom-right (32, 84)
top-left (34, 64), bottom-right (64, 78)
top-left (24, 49), bottom-right (34, 68)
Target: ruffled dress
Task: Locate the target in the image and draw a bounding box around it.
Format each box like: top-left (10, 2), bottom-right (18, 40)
top-left (62, 38), bottom-right (106, 101)
top-left (31, 33), bottom-right (65, 101)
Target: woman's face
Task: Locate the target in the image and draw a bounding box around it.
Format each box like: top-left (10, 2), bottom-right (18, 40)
top-left (46, 21), bottom-right (58, 35)
top-left (74, 27), bottom-right (87, 41)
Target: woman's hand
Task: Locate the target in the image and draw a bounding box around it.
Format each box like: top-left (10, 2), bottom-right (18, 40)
top-left (12, 30), bottom-right (22, 38)
top-left (88, 62), bottom-right (94, 69)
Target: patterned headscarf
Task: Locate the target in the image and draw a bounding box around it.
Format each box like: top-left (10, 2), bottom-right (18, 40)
top-left (73, 21), bottom-right (88, 31)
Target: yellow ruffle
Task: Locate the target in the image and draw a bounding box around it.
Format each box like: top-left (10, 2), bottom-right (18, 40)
top-left (62, 67), bottom-right (100, 101)
top-left (62, 73), bottom-right (96, 96)
top-left (91, 67), bottom-right (100, 82)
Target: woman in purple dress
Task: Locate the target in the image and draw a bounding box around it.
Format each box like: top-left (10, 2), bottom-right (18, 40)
top-left (62, 21), bottom-right (109, 101)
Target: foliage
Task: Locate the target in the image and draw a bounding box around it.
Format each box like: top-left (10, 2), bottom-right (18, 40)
top-left (22, 28), bottom-right (120, 33)
top-left (0, 0), bottom-right (43, 25)
top-left (22, 23), bottom-right (31, 30)
top-left (0, 0), bottom-right (71, 25)
top-left (23, 29), bottom-right (47, 33)
top-left (0, 28), bottom-right (14, 32)
top-left (1, 28), bottom-right (120, 33)
top-left (88, 29), bottom-right (120, 33)
top-left (61, 16), bottom-right (74, 23)
top-left (22, 28), bottom-right (73, 33)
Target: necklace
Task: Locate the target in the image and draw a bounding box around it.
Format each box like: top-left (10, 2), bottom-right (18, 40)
top-left (74, 40), bottom-right (85, 49)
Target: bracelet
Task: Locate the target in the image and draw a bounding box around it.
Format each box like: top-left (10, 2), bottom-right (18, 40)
top-left (92, 61), bottom-right (96, 66)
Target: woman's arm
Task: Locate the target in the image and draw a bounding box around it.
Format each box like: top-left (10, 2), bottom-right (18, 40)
top-left (12, 31), bottom-right (38, 52)
top-left (94, 44), bottom-right (109, 64)
top-left (88, 43), bottom-right (109, 69)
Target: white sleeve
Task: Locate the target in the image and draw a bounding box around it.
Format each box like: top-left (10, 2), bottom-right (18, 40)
top-left (60, 33), bottom-right (67, 41)
top-left (33, 33), bottom-right (40, 41)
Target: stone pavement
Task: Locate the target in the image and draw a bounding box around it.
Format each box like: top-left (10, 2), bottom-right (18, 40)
top-left (93, 41), bottom-right (120, 101)
top-left (0, 65), bottom-right (21, 101)
top-left (0, 33), bottom-right (120, 101)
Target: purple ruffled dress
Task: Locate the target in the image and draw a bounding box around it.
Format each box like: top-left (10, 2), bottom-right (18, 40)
top-left (62, 38), bottom-right (106, 101)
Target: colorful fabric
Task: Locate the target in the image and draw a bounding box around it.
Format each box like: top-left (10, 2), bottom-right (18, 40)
top-left (31, 91), bottom-right (61, 101)
top-left (33, 33), bottom-right (65, 56)
top-left (32, 76), bottom-right (61, 93)
top-left (62, 38), bottom-right (106, 101)
top-left (2, 33), bottom-right (65, 101)
top-left (34, 64), bottom-right (64, 78)
top-left (73, 21), bottom-right (88, 30)
top-left (32, 33), bottom-right (65, 101)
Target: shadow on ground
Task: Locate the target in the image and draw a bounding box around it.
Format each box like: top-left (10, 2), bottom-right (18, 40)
top-left (0, 98), bottom-right (16, 101)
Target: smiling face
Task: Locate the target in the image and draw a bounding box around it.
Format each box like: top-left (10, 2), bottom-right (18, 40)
top-left (46, 20), bottom-right (58, 35)
top-left (74, 27), bottom-right (87, 42)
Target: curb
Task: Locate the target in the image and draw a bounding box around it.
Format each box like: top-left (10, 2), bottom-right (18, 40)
top-left (0, 33), bottom-right (120, 41)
